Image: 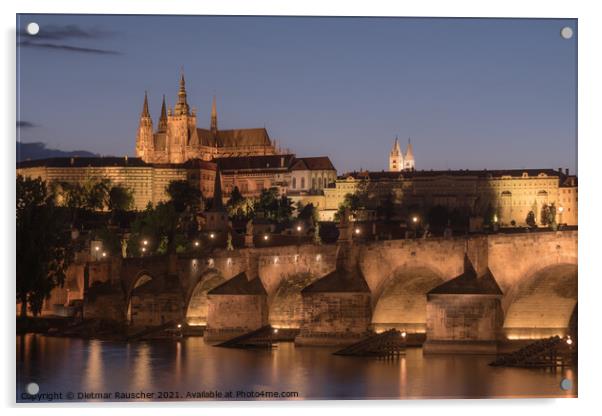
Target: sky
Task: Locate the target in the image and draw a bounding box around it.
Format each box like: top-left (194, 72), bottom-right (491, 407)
top-left (16, 15), bottom-right (577, 174)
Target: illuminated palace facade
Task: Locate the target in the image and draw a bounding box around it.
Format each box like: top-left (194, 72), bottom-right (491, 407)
top-left (320, 167), bottom-right (577, 226)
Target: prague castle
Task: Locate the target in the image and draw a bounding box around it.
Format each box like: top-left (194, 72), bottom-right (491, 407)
top-left (136, 72), bottom-right (277, 164)
top-left (16, 71), bottom-right (577, 227)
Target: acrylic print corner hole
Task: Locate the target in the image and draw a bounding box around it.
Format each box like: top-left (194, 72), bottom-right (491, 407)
top-left (16, 14), bottom-right (577, 403)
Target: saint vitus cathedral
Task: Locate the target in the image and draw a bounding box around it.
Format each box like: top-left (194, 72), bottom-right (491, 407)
top-left (136, 72), bottom-right (278, 164)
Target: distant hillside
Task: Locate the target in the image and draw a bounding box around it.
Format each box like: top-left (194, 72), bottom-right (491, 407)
top-left (17, 142), bottom-right (98, 162)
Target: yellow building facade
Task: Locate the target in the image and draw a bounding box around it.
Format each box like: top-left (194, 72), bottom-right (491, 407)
top-left (323, 169), bottom-right (577, 226)
top-left (16, 156), bottom-right (217, 211)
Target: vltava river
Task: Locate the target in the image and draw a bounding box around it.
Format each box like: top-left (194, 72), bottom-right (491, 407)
top-left (16, 334), bottom-right (576, 402)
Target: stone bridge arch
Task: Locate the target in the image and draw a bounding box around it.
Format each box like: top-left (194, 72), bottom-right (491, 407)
top-left (268, 271), bottom-right (323, 329)
top-left (126, 271), bottom-right (156, 323)
top-left (502, 262), bottom-right (577, 340)
top-left (120, 255), bottom-right (169, 299)
top-left (184, 268), bottom-right (226, 326)
top-left (371, 264), bottom-right (447, 333)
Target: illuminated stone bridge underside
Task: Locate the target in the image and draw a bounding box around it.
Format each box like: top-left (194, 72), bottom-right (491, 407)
top-left (84, 231), bottom-right (577, 341)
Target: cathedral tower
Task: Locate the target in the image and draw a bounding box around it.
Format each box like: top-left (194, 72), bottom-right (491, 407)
top-left (166, 71), bottom-right (197, 163)
top-left (135, 91), bottom-right (154, 161)
top-left (404, 138), bottom-right (415, 170)
top-left (389, 136), bottom-right (403, 172)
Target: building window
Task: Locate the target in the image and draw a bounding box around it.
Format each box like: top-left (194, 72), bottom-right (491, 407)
top-left (301, 178), bottom-right (305, 188)
top-left (292, 177), bottom-right (297, 189)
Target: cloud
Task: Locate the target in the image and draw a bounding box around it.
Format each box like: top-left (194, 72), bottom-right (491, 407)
top-left (18, 24), bottom-right (121, 55)
top-left (19, 40), bottom-right (121, 55)
top-left (17, 120), bottom-right (37, 128)
top-left (20, 24), bottom-right (116, 40)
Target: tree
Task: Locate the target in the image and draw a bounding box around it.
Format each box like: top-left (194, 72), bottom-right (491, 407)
top-left (108, 185), bottom-right (134, 212)
top-left (276, 195), bottom-right (294, 223)
top-left (298, 203), bottom-right (319, 223)
top-left (226, 186), bottom-right (253, 220)
top-left (335, 193), bottom-right (362, 221)
top-left (93, 227), bottom-right (121, 256)
top-left (16, 175), bottom-right (74, 316)
top-left (127, 201), bottom-right (180, 256)
top-left (254, 188), bottom-right (293, 223)
top-left (541, 203), bottom-right (557, 229)
top-left (526, 210), bottom-right (537, 228)
top-left (227, 186), bottom-right (243, 206)
top-left (166, 180), bottom-right (202, 213)
top-left (84, 179), bottom-right (111, 211)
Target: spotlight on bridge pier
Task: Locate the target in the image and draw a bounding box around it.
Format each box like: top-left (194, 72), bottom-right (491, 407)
top-left (263, 234), bottom-right (269, 241)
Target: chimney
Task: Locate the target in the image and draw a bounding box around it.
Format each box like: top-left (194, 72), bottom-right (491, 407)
top-left (70, 157), bottom-right (74, 166)
top-left (280, 156), bottom-right (284, 167)
top-left (565, 168), bottom-right (569, 175)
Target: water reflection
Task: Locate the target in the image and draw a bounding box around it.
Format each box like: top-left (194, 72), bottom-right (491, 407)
top-left (16, 335), bottom-right (577, 401)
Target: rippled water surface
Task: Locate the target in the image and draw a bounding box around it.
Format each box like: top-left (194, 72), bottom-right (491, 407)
top-left (16, 334), bottom-right (576, 402)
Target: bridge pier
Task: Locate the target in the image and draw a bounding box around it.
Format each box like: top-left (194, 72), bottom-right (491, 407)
top-left (295, 243), bottom-right (372, 346)
top-left (423, 255), bottom-right (504, 354)
top-left (204, 272), bottom-right (268, 343)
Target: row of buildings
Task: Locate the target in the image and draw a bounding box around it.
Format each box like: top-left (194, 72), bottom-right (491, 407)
top-left (16, 73), bottom-right (578, 227)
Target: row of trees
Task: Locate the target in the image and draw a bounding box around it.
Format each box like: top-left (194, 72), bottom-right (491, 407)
top-left (226, 186), bottom-right (296, 224)
top-left (52, 179), bottom-right (134, 213)
top-left (17, 176), bottom-right (74, 316)
top-left (17, 175), bottom-right (142, 316)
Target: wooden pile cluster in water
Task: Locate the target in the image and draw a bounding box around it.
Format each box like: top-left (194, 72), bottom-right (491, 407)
top-left (333, 329), bottom-right (407, 357)
top-left (490, 336), bottom-right (575, 368)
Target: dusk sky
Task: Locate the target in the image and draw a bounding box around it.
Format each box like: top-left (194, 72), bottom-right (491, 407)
top-left (16, 14), bottom-right (577, 174)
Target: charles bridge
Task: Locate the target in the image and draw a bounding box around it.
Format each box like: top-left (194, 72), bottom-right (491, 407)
top-left (77, 230), bottom-right (577, 352)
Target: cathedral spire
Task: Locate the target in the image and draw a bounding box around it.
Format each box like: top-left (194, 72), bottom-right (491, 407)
top-left (405, 137), bottom-right (414, 159)
top-left (158, 94), bottom-right (167, 132)
top-left (389, 135), bottom-right (403, 172)
top-left (141, 91), bottom-right (150, 118)
top-left (404, 137), bottom-right (415, 171)
top-left (391, 135), bottom-right (401, 155)
top-left (211, 95), bottom-right (218, 133)
top-left (174, 69), bottom-right (190, 116)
